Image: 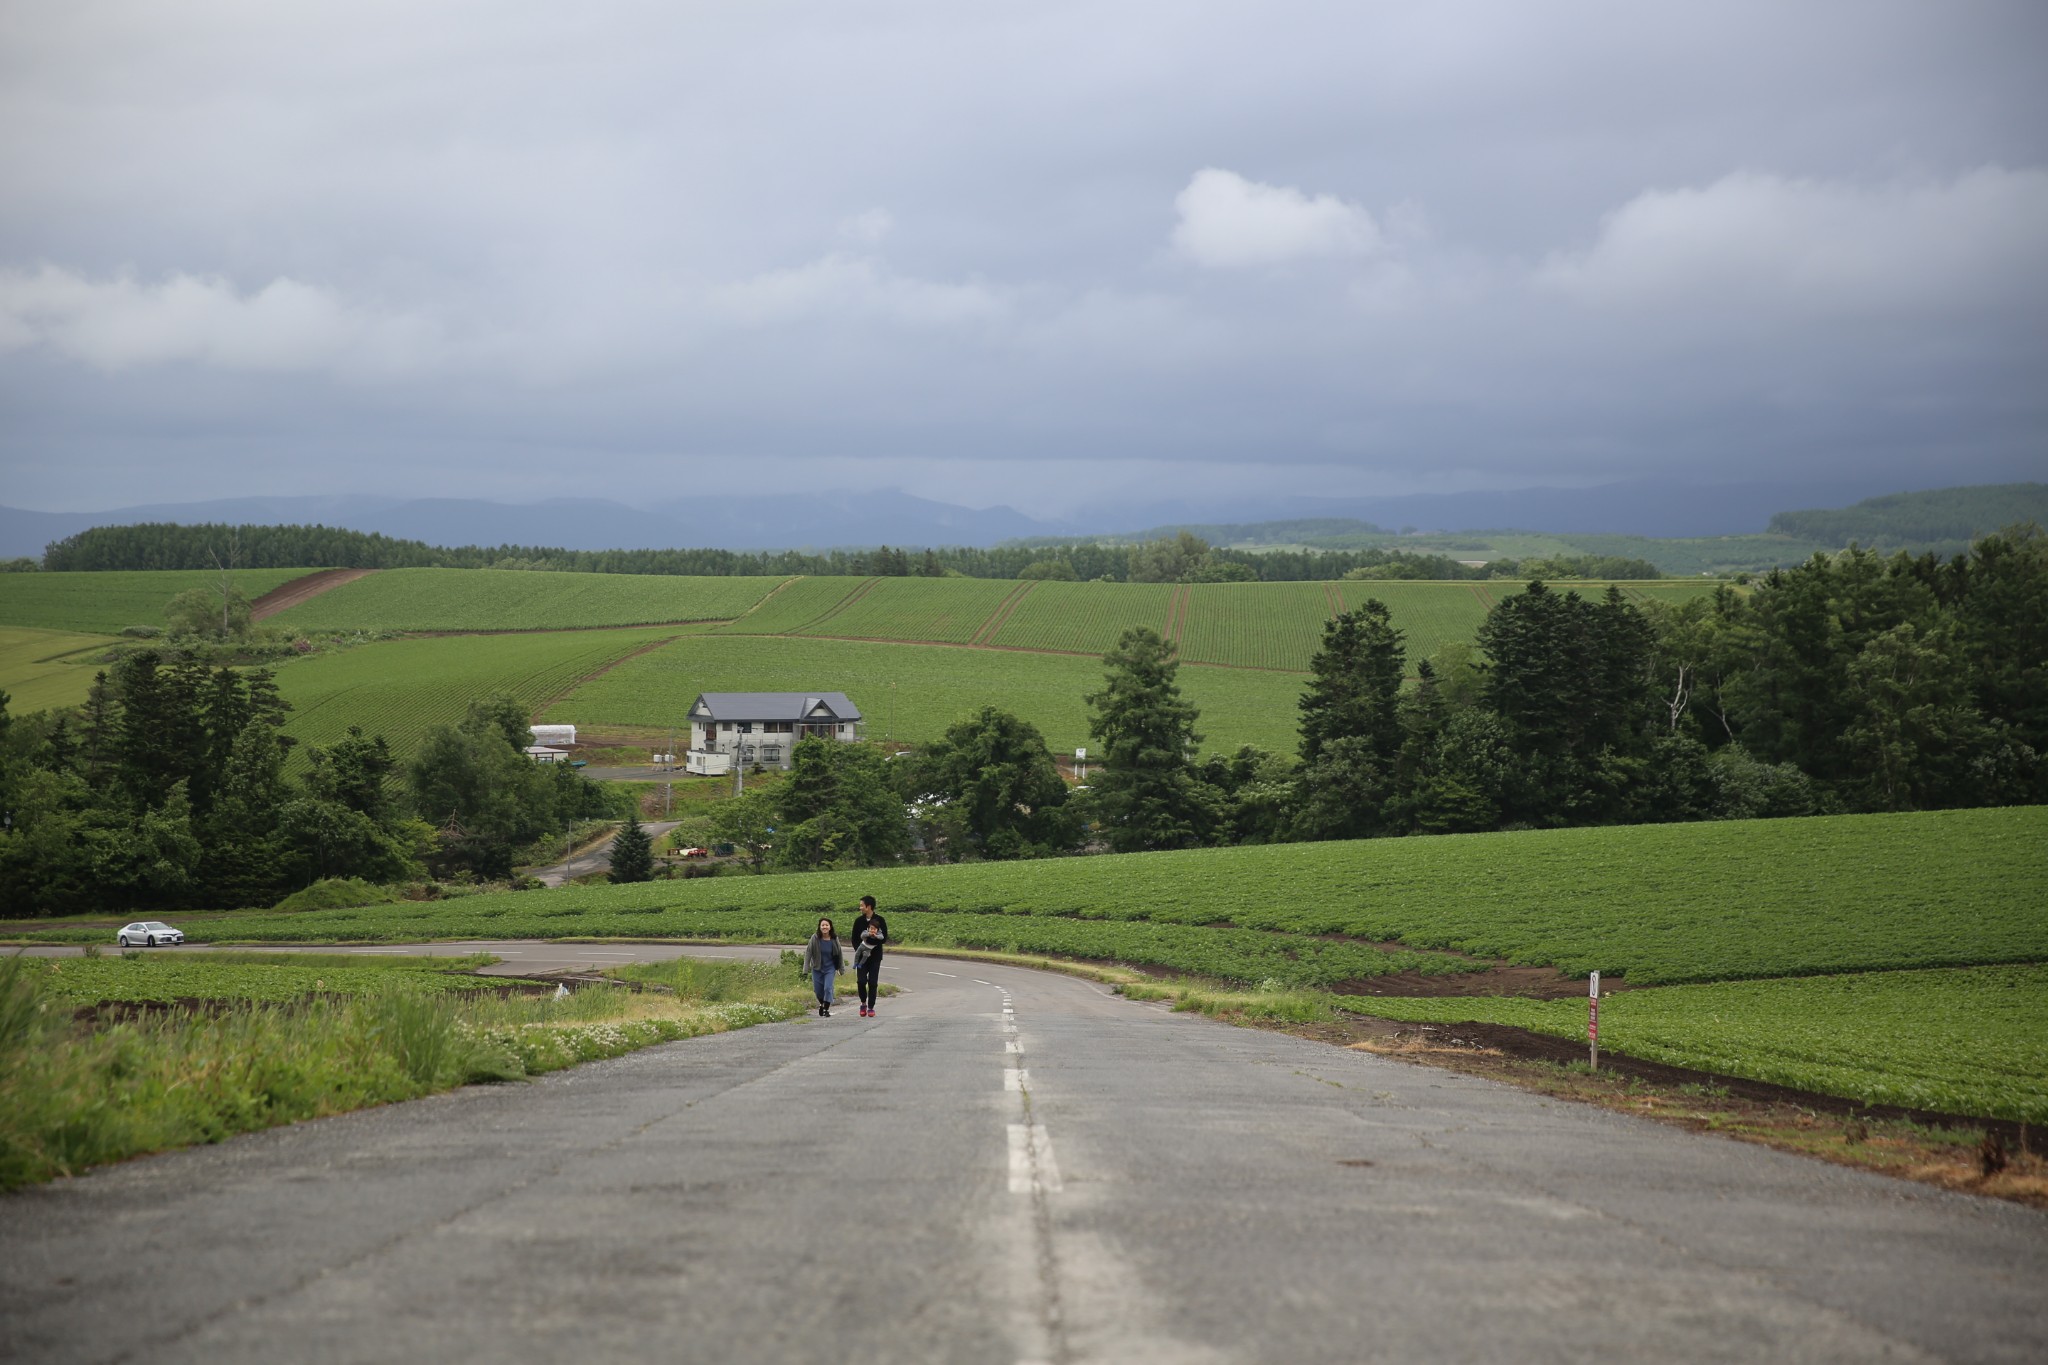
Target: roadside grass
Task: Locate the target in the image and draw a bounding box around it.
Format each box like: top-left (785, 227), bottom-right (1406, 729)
top-left (1115, 964), bottom-right (2048, 1124)
top-left (0, 953), bottom-right (811, 1190)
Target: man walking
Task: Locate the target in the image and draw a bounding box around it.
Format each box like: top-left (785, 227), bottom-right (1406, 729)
top-left (851, 895), bottom-right (888, 1017)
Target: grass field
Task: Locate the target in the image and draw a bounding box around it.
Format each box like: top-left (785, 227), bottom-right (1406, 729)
top-left (1343, 966), bottom-right (2048, 1123)
top-left (541, 631), bottom-right (1308, 755)
top-left (0, 626), bottom-right (119, 714)
top-left (268, 568), bottom-right (791, 632)
top-left (273, 625), bottom-right (687, 756)
top-left (0, 569), bottom-right (310, 634)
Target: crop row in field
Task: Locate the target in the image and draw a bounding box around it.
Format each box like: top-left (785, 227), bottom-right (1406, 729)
top-left (24, 952), bottom-right (498, 1007)
top-left (21, 807), bottom-right (2039, 989)
top-left (713, 576), bottom-right (873, 634)
top-left (702, 577), bottom-right (1720, 673)
top-left (0, 626), bottom-right (119, 714)
top-left (793, 576), bottom-right (1023, 644)
top-left (0, 569), bottom-right (310, 635)
top-left (273, 625), bottom-right (683, 757)
top-left (985, 581), bottom-right (1175, 655)
top-left (269, 568), bottom-right (791, 632)
top-left (1347, 965), bottom-right (2048, 1123)
top-left (543, 632), bottom-right (1307, 755)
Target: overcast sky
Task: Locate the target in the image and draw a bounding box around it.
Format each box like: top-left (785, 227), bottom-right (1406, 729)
top-left (2, 0), bottom-right (2044, 517)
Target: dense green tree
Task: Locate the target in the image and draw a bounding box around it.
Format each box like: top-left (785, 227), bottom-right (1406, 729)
top-left (773, 739), bottom-right (911, 870)
top-left (1085, 628), bottom-right (1222, 852)
top-left (608, 814), bottom-right (654, 883)
top-left (706, 789), bottom-right (778, 873)
top-left (899, 707), bottom-right (1072, 859)
top-left (163, 585), bottom-right (252, 639)
top-left (1298, 602), bottom-right (1406, 767)
top-left (1195, 745), bottom-right (1293, 844)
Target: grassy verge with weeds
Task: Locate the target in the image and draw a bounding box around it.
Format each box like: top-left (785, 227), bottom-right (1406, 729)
top-left (0, 955), bottom-right (812, 1190)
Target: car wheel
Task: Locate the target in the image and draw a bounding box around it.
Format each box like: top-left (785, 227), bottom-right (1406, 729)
top-left (145, 936), bottom-right (156, 947)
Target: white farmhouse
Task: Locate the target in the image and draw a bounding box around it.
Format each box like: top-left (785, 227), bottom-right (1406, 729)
top-left (685, 692), bottom-right (862, 775)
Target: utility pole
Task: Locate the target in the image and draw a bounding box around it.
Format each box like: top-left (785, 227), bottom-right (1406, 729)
top-left (888, 681), bottom-right (896, 744)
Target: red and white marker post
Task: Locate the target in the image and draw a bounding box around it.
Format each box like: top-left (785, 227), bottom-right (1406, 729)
top-left (1588, 970), bottom-right (1600, 1071)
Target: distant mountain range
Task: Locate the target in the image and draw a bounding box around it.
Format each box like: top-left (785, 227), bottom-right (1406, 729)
top-left (2, 475), bottom-right (2030, 561)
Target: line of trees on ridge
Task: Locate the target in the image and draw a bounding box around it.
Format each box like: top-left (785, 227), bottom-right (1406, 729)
top-left (34, 522), bottom-right (1664, 583)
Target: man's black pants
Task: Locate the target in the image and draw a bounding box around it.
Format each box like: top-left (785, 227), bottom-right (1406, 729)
top-left (856, 952), bottom-right (883, 1008)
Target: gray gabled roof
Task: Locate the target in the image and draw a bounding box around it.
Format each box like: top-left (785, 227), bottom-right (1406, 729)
top-left (689, 692), bottom-right (862, 722)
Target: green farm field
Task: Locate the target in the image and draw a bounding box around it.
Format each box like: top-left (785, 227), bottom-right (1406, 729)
top-left (273, 625), bottom-right (687, 757)
top-left (0, 569), bottom-right (309, 634)
top-left (790, 576), bottom-right (1023, 643)
top-left (1344, 965), bottom-right (2048, 1123)
top-left (540, 631), bottom-right (1308, 756)
top-left (23, 807), bottom-right (2041, 989)
top-left (268, 568), bottom-right (792, 632)
top-left (0, 626), bottom-right (119, 714)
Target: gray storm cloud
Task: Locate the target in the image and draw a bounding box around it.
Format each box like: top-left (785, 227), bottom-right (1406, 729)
top-left (1, 0), bottom-right (2043, 514)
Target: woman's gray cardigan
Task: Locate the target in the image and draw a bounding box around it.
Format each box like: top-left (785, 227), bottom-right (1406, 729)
top-left (803, 936), bottom-right (844, 974)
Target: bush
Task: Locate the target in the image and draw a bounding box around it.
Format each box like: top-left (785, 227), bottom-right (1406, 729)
top-left (273, 877), bottom-right (404, 913)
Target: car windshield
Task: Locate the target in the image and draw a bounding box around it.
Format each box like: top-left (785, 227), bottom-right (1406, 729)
top-left (143, 923), bottom-right (172, 931)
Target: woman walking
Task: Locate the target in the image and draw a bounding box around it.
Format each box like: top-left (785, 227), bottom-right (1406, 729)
top-left (804, 918), bottom-right (845, 1017)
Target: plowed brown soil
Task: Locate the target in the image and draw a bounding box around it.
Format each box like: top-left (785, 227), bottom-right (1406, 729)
top-left (249, 568), bottom-right (377, 621)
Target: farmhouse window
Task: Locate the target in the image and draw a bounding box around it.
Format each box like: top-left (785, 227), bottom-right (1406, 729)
top-left (763, 721), bottom-right (793, 734)
top-left (763, 745), bottom-right (783, 762)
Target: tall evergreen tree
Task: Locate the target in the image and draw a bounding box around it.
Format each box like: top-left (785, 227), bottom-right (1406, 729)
top-left (608, 813), bottom-right (654, 883)
top-left (1291, 602), bottom-right (1408, 840)
top-left (1085, 627), bottom-right (1220, 852)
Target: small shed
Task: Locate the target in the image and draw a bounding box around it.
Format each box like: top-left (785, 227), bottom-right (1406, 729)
top-left (524, 745), bottom-right (569, 764)
top-left (530, 724), bottom-right (577, 747)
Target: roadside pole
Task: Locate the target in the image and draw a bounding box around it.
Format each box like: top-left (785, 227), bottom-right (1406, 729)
top-left (1589, 971), bottom-right (1600, 1071)
top-left (1075, 747), bottom-right (1087, 783)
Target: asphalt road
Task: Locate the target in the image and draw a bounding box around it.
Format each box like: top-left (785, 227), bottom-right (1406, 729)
top-left (2, 948), bottom-right (2044, 1364)
top-left (521, 822), bottom-right (682, 888)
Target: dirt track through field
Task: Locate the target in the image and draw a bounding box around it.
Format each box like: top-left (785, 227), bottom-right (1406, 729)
top-left (249, 568), bottom-right (377, 622)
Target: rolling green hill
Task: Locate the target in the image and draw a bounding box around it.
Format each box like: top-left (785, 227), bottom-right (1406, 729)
top-left (267, 568), bottom-right (793, 632)
top-left (0, 568), bottom-right (309, 634)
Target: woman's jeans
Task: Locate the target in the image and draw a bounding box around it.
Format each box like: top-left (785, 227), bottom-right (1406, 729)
top-left (811, 968), bottom-right (835, 1005)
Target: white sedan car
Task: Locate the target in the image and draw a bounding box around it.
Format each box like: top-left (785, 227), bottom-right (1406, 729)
top-left (116, 921), bottom-right (185, 947)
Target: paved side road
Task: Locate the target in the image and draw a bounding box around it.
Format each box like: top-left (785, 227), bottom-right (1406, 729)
top-left (520, 821), bottom-right (682, 888)
top-left (1, 954), bottom-right (2043, 1364)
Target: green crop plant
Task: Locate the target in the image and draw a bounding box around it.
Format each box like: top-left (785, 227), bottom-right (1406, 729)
top-left (17, 807), bottom-right (2037, 992)
top-left (0, 626), bottom-right (121, 714)
top-left (791, 575), bottom-right (1023, 644)
top-left (713, 576), bottom-right (873, 634)
top-left (1343, 965), bottom-right (2048, 1123)
top-left (269, 568), bottom-right (790, 632)
top-left (273, 625), bottom-right (681, 757)
top-left (0, 569), bottom-right (309, 635)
